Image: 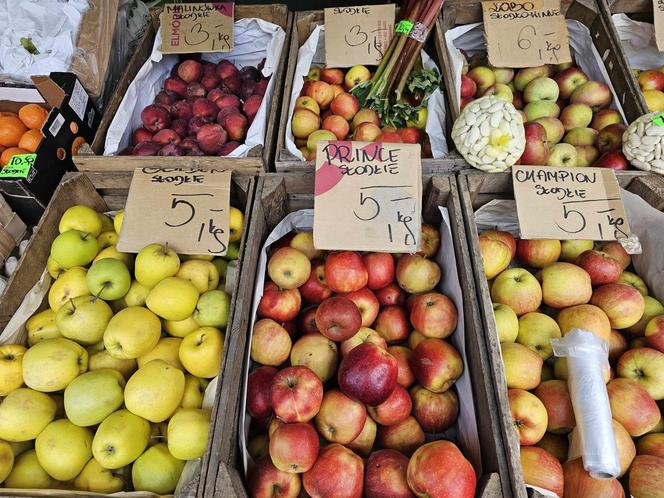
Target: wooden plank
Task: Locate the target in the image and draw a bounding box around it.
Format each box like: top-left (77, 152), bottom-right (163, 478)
top-left (74, 155), bottom-right (264, 174)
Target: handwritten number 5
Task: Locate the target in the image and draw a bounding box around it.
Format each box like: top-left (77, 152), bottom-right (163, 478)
top-left (354, 192), bottom-right (380, 221)
top-left (555, 204), bottom-right (586, 234)
top-left (166, 198), bottom-right (195, 228)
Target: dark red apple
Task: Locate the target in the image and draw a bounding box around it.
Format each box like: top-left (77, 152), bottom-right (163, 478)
top-left (132, 128), bottom-right (153, 144)
top-left (201, 73), bottom-right (221, 91)
top-left (338, 343), bottom-right (398, 406)
top-left (178, 59), bottom-right (203, 82)
top-left (155, 89), bottom-right (178, 105)
top-left (244, 94), bottom-right (263, 123)
top-left (365, 450), bottom-right (414, 498)
top-left (132, 141), bottom-right (161, 156)
top-left (196, 123), bottom-right (227, 154)
top-left (410, 385), bottom-right (459, 433)
top-left (188, 116), bottom-right (212, 136)
top-left (164, 77), bottom-right (188, 96)
top-left (299, 259), bottom-right (332, 304)
top-left (171, 100), bottom-right (193, 120)
top-left (367, 384), bottom-right (412, 426)
top-left (248, 457), bottom-right (301, 498)
top-left (207, 88), bottom-right (225, 103)
top-left (157, 143), bottom-right (185, 156)
top-left (153, 129), bottom-right (181, 145)
top-left (315, 296), bottom-right (362, 341)
top-left (218, 141), bottom-right (240, 156)
top-left (342, 287), bottom-right (379, 328)
top-left (593, 150), bottom-right (629, 170)
top-left (216, 93), bottom-right (242, 111)
top-left (298, 307), bottom-right (318, 335)
top-left (221, 75), bottom-right (241, 96)
top-left (221, 112), bottom-right (248, 142)
top-left (247, 366), bottom-right (278, 419)
top-left (375, 283), bottom-right (407, 306)
top-left (170, 119), bottom-right (188, 139)
top-left (192, 98), bottom-right (219, 119)
top-left (576, 250), bottom-right (623, 286)
top-left (141, 104), bottom-right (171, 133)
top-left (186, 82), bottom-right (206, 99)
top-left (216, 60), bottom-right (239, 80)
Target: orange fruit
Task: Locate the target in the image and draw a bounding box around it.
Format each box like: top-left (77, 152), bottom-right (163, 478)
top-left (0, 117), bottom-right (28, 147)
top-left (18, 129), bottom-right (43, 153)
top-left (18, 104), bottom-right (48, 130)
top-left (0, 112), bottom-right (18, 119)
top-left (1, 147), bottom-right (29, 167)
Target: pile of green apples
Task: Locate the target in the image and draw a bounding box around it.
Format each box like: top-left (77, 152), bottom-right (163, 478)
top-left (0, 203), bottom-right (244, 493)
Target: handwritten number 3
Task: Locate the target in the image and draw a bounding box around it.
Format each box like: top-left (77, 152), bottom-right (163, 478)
top-left (184, 22), bottom-right (210, 47)
top-left (345, 25), bottom-right (369, 47)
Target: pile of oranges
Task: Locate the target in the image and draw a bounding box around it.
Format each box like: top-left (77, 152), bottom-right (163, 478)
top-left (0, 104), bottom-right (48, 166)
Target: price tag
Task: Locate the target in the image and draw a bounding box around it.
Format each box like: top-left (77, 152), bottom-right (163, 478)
top-left (0, 154), bottom-right (36, 179)
top-left (512, 165), bottom-right (631, 241)
top-left (160, 2), bottom-right (234, 54)
top-left (313, 141), bottom-right (421, 252)
top-left (117, 168), bottom-right (231, 255)
top-left (482, 0), bottom-right (572, 68)
top-left (654, 0), bottom-right (664, 52)
top-left (324, 4), bottom-right (395, 68)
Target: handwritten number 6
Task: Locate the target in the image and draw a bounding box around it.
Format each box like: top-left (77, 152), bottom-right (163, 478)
top-left (354, 192), bottom-right (380, 221)
top-left (555, 204), bottom-right (586, 234)
top-left (166, 198), bottom-right (195, 228)
top-left (517, 25), bottom-right (536, 50)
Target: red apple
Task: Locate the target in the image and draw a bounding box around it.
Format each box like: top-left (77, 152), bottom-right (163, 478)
top-left (216, 60), bottom-right (239, 80)
top-left (593, 150), bottom-right (629, 170)
top-left (480, 230), bottom-right (517, 258)
top-left (338, 343), bottom-right (398, 406)
top-left (141, 104), bottom-right (171, 133)
top-left (133, 128), bottom-right (154, 144)
top-left (411, 338), bottom-right (463, 393)
top-left (516, 239), bottom-right (561, 268)
top-left (646, 316), bottom-right (664, 353)
top-left (247, 366), bottom-right (278, 419)
top-left (343, 287), bottom-right (380, 327)
top-left (460, 74), bottom-right (477, 98)
top-left (178, 59), bottom-right (202, 82)
top-left (270, 422), bottom-right (319, 473)
top-left (258, 282), bottom-right (302, 322)
top-left (607, 378), bottom-right (660, 437)
top-left (534, 380), bottom-right (575, 434)
top-left (374, 305), bottom-right (410, 344)
top-left (601, 241), bottom-right (631, 269)
top-left (324, 251), bottom-right (368, 293)
top-left (563, 458), bottom-right (624, 498)
top-left (270, 366), bottom-right (323, 423)
top-left (375, 283), bottom-right (407, 306)
top-left (407, 441), bottom-right (476, 498)
top-left (322, 114), bottom-right (349, 140)
top-left (629, 454), bottom-right (664, 498)
top-left (388, 346), bottom-right (415, 388)
top-left (196, 123), bottom-right (227, 154)
top-left (410, 385), bottom-right (459, 433)
top-left (314, 389), bottom-right (367, 444)
top-left (520, 446), bottom-right (564, 497)
top-left (315, 296), bottom-right (362, 341)
top-left (298, 307), bottom-right (318, 335)
top-left (576, 250), bottom-right (623, 286)
top-left (298, 259), bottom-right (332, 304)
top-left (330, 93), bottom-right (359, 121)
top-left (591, 283), bottom-right (645, 329)
top-left (520, 122), bottom-right (550, 165)
top-left (596, 123), bottom-right (627, 153)
top-left (248, 457), bottom-right (301, 498)
top-left (303, 444), bottom-right (364, 498)
top-left (365, 450), bottom-right (413, 498)
top-left (320, 67), bottom-right (344, 85)
top-left (377, 415), bottom-right (425, 456)
top-left (409, 292), bottom-right (458, 339)
top-left (364, 252), bottom-right (395, 290)
top-left (367, 385), bottom-right (412, 426)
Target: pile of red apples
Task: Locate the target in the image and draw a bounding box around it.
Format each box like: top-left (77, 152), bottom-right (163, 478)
top-left (461, 56), bottom-right (630, 170)
top-left (124, 56), bottom-right (268, 156)
top-left (291, 65), bottom-right (428, 161)
top-left (245, 227), bottom-right (477, 498)
top-left (480, 231), bottom-right (664, 497)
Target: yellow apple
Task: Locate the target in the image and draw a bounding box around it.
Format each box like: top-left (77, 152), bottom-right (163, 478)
top-left (92, 409), bottom-right (150, 469)
top-left (64, 369), bottom-right (125, 426)
top-left (48, 266), bottom-right (89, 311)
top-left (179, 326), bottom-right (224, 378)
top-left (124, 359), bottom-right (185, 423)
top-left (193, 289), bottom-right (230, 328)
top-left (176, 259), bottom-right (219, 293)
top-left (131, 443), bottom-right (185, 494)
top-left (627, 296), bottom-right (664, 336)
top-left (134, 243), bottom-right (180, 289)
top-left (516, 312), bottom-right (562, 360)
top-left (87, 342), bottom-right (137, 380)
top-left (501, 341), bottom-right (543, 390)
top-left (25, 308), bottom-right (61, 345)
top-left (0, 389), bottom-right (56, 441)
top-left (493, 303), bottom-right (519, 342)
top-left (0, 440), bottom-right (13, 484)
top-left (5, 450), bottom-right (55, 489)
top-left (74, 458), bottom-right (125, 493)
top-left (146, 277), bottom-right (199, 321)
top-left (0, 344), bottom-right (26, 395)
top-left (167, 408), bottom-right (211, 460)
top-left (228, 206), bottom-right (244, 243)
top-left (97, 231), bottom-right (118, 250)
top-left (138, 337), bottom-right (183, 369)
top-left (113, 210), bottom-right (124, 234)
top-left (22, 338), bottom-right (87, 392)
top-left (35, 419), bottom-right (93, 480)
top-left (560, 240), bottom-right (594, 262)
top-left (55, 295), bottom-right (113, 345)
top-left (181, 374), bottom-right (209, 409)
top-left (162, 315), bottom-right (200, 338)
top-left (46, 256), bottom-right (64, 279)
top-left (290, 231), bottom-right (322, 260)
top-left (98, 213), bottom-right (114, 232)
top-left (93, 245), bottom-right (135, 270)
top-left (103, 306), bottom-right (161, 360)
top-left (59, 205), bottom-right (103, 236)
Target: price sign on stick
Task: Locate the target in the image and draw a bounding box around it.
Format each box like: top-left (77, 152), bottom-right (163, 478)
top-left (118, 168), bottom-right (231, 255)
top-left (160, 2), bottom-right (234, 54)
top-left (313, 141), bottom-right (422, 252)
top-left (482, 0), bottom-right (572, 68)
top-left (654, 0), bottom-right (664, 51)
top-left (324, 5), bottom-right (395, 67)
top-left (512, 165), bottom-right (631, 241)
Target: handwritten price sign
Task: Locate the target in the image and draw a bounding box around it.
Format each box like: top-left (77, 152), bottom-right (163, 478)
top-left (313, 141), bottom-right (422, 252)
top-left (324, 4), bottom-right (395, 67)
top-left (160, 2), bottom-right (234, 54)
top-left (512, 165), bottom-right (631, 241)
top-left (482, 0), bottom-right (572, 68)
top-left (117, 168), bottom-right (231, 255)
top-left (654, 0), bottom-right (664, 51)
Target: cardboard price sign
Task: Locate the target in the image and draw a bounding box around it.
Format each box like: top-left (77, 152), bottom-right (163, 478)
top-left (160, 2), bottom-right (234, 54)
top-left (313, 141), bottom-right (422, 252)
top-left (324, 4), bottom-right (395, 67)
top-left (0, 154), bottom-right (36, 179)
top-left (117, 168), bottom-right (231, 255)
top-left (482, 0), bottom-right (572, 68)
top-left (512, 165), bottom-right (631, 241)
top-left (654, 0), bottom-right (664, 52)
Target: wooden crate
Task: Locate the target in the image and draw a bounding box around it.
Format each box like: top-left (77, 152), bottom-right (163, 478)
top-left (203, 172), bottom-right (514, 498)
top-left (73, 5), bottom-right (292, 174)
top-left (0, 171), bottom-right (255, 498)
top-left (440, 0), bottom-right (644, 124)
top-left (274, 10), bottom-right (469, 173)
top-left (457, 170), bottom-right (664, 498)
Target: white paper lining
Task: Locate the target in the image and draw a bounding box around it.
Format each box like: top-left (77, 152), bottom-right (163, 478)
top-left (444, 20), bottom-right (627, 122)
top-left (239, 207), bottom-right (482, 480)
top-left (284, 25), bottom-right (449, 161)
top-left (611, 14), bottom-right (664, 71)
top-left (104, 18), bottom-right (286, 157)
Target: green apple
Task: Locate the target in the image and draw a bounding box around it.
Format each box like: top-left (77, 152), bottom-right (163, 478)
top-left (224, 241), bottom-right (240, 261)
top-left (35, 419), bottom-right (93, 480)
top-left (0, 388), bottom-right (56, 441)
top-left (92, 409), bottom-right (150, 469)
top-left (212, 257), bottom-right (228, 284)
top-left (48, 266), bottom-right (89, 311)
top-left (56, 295), bottom-right (113, 345)
top-left (0, 344), bottom-right (26, 395)
top-left (103, 306), bottom-right (161, 360)
top-left (59, 205), bottom-right (103, 236)
top-left (179, 326), bottom-right (224, 378)
top-left (176, 259), bottom-right (219, 293)
top-left (46, 255), bottom-right (64, 279)
top-left (87, 342), bottom-right (137, 380)
top-left (134, 243), bottom-right (180, 289)
top-left (138, 337), bottom-right (183, 369)
top-left (93, 245), bottom-right (135, 270)
top-left (113, 210), bottom-right (124, 234)
top-left (22, 338), bottom-right (88, 392)
top-left (97, 231), bottom-right (118, 250)
top-left (0, 439), bottom-right (13, 483)
top-left (162, 315), bottom-right (199, 338)
top-left (26, 309), bottom-right (61, 345)
top-left (124, 359), bottom-right (185, 423)
top-left (132, 443), bottom-right (185, 494)
top-left (86, 258), bottom-right (131, 300)
top-left (516, 312), bottom-right (562, 360)
top-left (64, 369), bottom-right (125, 426)
top-left (194, 289), bottom-right (230, 328)
top-left (74, 458), bottom-right (126, 493)
top-left (146, 277), bottom-right (199, 321)
top-left (167, 408), bottom-right (211, 460)
top-left (50, 230), bottom-right (99, 269)
top-left (493, 303), bottom-right (519, 342)
top-left (5, 450), bottom-right (55, 489)
top-left (181, 374), bottom-right (209, 409)
top-left (98, 213), bottom-right (114, 232)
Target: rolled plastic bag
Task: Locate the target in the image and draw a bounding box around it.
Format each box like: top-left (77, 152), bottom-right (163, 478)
top-left (551, 329), bottom-right (619, 479)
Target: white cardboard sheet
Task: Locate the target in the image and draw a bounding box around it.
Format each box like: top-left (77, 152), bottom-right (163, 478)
top-left (104, 18), bottom-right (286, 158)
top-left (284, 25), bottom-right (449, 161)
top-left (612, 14), bottom-right (664, 71)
